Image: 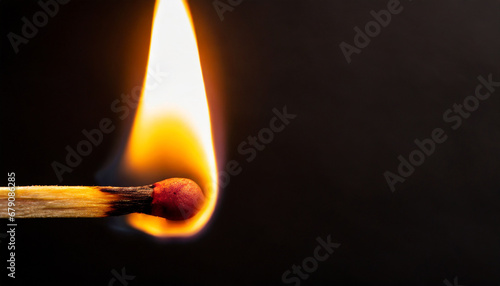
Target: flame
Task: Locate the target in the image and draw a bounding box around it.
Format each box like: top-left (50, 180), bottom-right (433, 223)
top-left (119, 0), bottom-right (217, 237)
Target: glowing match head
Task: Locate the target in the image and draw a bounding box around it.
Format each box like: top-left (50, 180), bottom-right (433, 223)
top-left (150, 178), bottom-right (204, 220)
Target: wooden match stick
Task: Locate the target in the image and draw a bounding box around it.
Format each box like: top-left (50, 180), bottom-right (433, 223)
top-left (0, 178), bottom-right (204, 220)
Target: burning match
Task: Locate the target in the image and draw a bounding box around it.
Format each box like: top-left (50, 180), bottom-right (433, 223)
top-left (0, 178), bottom-right (204, 221)
top-left (0, 0), bottom-right (220, 237)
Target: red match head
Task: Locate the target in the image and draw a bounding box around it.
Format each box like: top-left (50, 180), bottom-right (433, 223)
top-left (150, 178), bottom-right (205, 220)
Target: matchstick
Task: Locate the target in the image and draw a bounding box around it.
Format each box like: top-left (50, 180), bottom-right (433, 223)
top-left (0, 178), bottom-right (204, 220)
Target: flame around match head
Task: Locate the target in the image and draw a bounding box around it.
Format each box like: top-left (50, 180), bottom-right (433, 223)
top-left (119, 0), bottom-right (218, 237)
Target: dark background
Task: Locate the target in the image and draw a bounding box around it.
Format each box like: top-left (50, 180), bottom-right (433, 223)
top-left (1, 0), bottom-right (500, 285)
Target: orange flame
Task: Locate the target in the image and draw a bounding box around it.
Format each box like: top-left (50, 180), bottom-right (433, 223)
top-left (119, 0), bottom-right (218, 237)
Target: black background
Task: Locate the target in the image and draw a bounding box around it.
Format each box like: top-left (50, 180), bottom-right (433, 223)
top-left (1, 0), bottom-right (500, 285)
